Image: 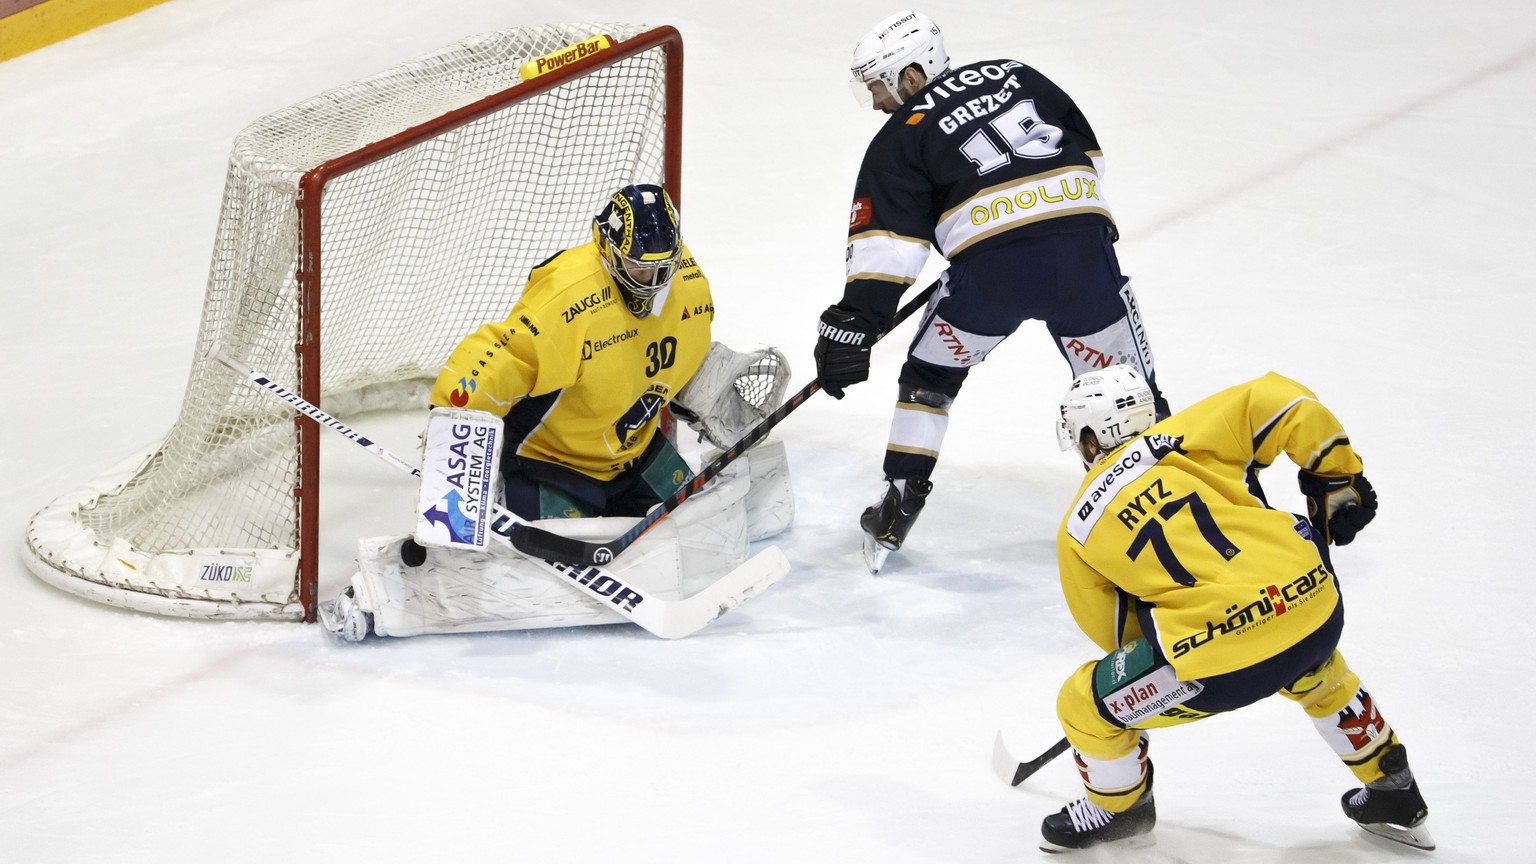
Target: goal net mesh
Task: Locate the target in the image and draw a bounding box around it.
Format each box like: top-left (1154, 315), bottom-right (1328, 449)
top-left (25, 24), bottom-right (675, 619)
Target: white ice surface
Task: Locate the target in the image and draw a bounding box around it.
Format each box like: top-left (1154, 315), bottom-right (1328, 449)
top-left (3, 2), bottom-right (1532, 861)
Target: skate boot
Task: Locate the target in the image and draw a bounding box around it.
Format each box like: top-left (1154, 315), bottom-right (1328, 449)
top-left (859, 477), bottom-right (932, 574)
top-left (317, 586), bottom-right (373, 642)
top-left (1040, 763), bottom-right (1156, 853)
top-left (1044, 759), bottom-right (1155, 848)
top-left (1341, 744), bottom-right (1433, 850)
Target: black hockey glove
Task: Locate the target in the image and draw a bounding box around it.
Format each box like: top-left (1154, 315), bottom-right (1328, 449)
top-left (814, 304), bottom-right (881, 399)
top-left (1298, 470), bottom-right (1377, 546)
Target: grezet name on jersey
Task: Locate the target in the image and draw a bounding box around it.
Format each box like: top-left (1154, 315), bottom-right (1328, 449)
top-left (908, 62), bottom-right (1024, 125)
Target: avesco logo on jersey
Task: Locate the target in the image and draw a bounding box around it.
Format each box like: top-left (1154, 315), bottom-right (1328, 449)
top-left (1074, 447), bottom-right (1147, 522)
top-left (1170, 564), bottom-right (1333, 658)
top-left (1067, 437), bottom-right (1173, 544)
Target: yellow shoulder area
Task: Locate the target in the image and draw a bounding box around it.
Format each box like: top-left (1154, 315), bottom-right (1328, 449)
top-left (517, 242), bottom-right (620, 323)
top-left (1252, 371), bottom-right (1318, 401)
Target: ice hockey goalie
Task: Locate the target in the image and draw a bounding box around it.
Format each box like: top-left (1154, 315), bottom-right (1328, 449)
top-left (319, 342), bottom-right (796, 641)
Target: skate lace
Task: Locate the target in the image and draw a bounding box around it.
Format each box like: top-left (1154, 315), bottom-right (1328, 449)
top-left (1065, 797), bottom-right (1116, 832)
top-left (1348, 787), bottom-right (1371, 808)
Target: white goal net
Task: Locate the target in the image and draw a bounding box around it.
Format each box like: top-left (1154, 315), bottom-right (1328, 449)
top-left (24, 24), bottom-right (681, 621)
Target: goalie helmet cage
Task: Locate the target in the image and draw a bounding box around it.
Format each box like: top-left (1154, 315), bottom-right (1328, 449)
top-left (23, 24), bottom-right (684, 622)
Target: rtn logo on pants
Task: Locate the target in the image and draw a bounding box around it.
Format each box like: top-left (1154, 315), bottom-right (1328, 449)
top-left (912, 318), bottom-right (1003, 368)
top-left (1065, 338), bottom-right (1115, 368)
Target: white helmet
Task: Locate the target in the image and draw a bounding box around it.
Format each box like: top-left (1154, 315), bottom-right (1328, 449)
top-left (1056, 365), bottom-right (1157, 463)
top-left (850, 11), bottom-right (948, 106)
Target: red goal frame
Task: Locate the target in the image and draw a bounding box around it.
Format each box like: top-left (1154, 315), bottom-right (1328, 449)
top-left (290, 27), bottom-right (684, 620)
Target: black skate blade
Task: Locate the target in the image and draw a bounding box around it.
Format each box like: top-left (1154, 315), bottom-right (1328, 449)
top-left (1039, 833), bottom-right (1155, 854)
top-left (1359, 819), bottom-right (1435, 850)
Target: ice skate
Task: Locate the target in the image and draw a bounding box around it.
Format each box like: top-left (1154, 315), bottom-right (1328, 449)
top-left (318, 586), bottom-right (373, 642)
top-left (1342, 744), bottom-right (1433, 850)
top-left (1039, 764), bottom-right (1157, 853)
top-left (859, 477), bottom-right (931, 574)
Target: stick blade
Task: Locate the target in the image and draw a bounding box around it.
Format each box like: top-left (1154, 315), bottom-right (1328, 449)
top-left (991, 731), bottom-right (1022, 785)
top-left (993, 732), bottom-right (1071, 787)
top-left (656, 545), bottom-right (790, 638)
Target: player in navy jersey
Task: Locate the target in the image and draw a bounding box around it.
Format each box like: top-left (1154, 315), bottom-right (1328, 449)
top-left (813, 11), bottom-right (1172, 572)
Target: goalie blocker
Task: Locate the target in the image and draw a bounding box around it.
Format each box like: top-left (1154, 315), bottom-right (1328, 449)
top-left (416, 407), bottom-right (503, 552)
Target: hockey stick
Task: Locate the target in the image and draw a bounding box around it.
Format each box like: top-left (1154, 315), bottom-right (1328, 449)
top-left (508, 278), bottom-right (943, 566)
top-left (992, 732), bottom-right (1071, 786)
top-left (208, 347), bottom-right (789, 639)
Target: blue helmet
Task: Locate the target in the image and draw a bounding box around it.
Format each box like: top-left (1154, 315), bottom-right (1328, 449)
top-left (592, 184), bottom-right (682, 317)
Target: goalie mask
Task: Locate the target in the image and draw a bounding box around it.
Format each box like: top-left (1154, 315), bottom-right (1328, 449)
top-left (593, 184), bottom-right (682, 318)
top-left (850, 11), bottom-right (948, 108)
top-left (1057, 364), bottom-right (1157, 467)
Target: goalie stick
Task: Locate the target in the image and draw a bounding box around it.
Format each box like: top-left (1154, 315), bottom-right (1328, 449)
top-left (208, 347), bottom-right (789, 639)
top-left (507, 278), bottom-right (944, 566)
top-left (992, 732), bottom-right (1071, 786)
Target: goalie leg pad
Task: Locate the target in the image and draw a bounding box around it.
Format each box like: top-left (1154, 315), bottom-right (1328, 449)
top-left (666, 460), bottom-right (752, 595)
top-left (346, 465), bottom-right (754, 636)
top-left (704, 436), bottom-right (795, 541)
top-left (350, 525), bottom-right (683, 637)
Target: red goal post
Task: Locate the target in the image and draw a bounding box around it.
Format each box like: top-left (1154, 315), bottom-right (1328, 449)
top-left (24, 24), bottom-right (684, 622)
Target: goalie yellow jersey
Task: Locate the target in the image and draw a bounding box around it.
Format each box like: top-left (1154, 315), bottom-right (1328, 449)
top-left (1058, 373), bottom-right (1364, 680)
top-left (429, 241), bottom-right (713, 481)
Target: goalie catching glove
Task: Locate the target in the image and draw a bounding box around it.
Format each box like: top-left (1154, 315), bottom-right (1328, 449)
top-left (1298, 469), bottom-right (1377, 546)
top-left (814, 304), bottom-right (882, 399)
top-left (672, 342), bottom-right (792, 449)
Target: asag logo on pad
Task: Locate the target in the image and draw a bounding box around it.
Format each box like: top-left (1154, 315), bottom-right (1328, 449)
top-left (416, 409), bottom-right (504, 551)
top-left (421, 488), bottom-right (479, 546)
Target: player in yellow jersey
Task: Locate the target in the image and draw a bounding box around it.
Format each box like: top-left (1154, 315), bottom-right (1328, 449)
top-left (429, 183), bottom-right (712, 519)
top-left (1035, 365), bottom-right (1431, 852)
